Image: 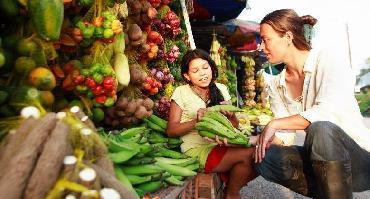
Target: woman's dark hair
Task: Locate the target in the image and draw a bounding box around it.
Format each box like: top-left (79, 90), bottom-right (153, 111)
top-left (181, 48), bottom-right (224, 106)
top-left (261, 9), bottom-right (317, 51)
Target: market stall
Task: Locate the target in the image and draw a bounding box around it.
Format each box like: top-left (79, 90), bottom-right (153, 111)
top-left (0, 0), bottom-right (257, 198)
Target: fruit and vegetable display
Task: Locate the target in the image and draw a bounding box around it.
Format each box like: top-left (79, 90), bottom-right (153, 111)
top-left (0, 0), bottom-right (276, 197)
top-left (209, 34), bottom-right (238, 104)
top-left (0, 0), bottom-right (199, 198)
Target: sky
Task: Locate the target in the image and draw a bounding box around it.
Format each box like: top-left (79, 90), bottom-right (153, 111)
top-left (237, 0), bottom-right (370, 77)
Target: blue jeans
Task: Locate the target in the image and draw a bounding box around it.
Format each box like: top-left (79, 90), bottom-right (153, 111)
top-left (254, 121), bottom-right (370, 197)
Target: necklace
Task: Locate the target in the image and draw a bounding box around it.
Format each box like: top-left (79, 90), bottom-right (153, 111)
top-left (190, 85), bottom-right (210, 103)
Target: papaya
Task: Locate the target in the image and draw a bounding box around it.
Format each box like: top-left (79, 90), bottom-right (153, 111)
top-left (15, 57), bottom-right (36, 74)
top-left (17, 38), bottom-right (37, 56)
top-left (28, 0), bottom-right (64, 41)
top-left (40, 90), bottom-right (55, 107)
top-left (9, 86), bottom-right (41, 111)
top-left (28, 67), bottom-right (56, 91)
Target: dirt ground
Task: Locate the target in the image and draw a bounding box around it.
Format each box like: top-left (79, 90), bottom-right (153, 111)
top-left (240, 118), bottom-right (370, 199)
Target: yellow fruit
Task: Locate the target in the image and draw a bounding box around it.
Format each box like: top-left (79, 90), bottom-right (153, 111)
top-left (40, 90), bottom-right (55, 107)
top-left (28, 67), bottom-right (56, 91)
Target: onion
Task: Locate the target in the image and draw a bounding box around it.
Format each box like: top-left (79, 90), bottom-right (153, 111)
top-left (155, 71), bottom-right (164, 81)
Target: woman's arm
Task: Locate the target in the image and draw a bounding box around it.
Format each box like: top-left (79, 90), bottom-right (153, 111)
top-left (166, 101), bottom-right (201, 137)
top-left (269, 114), bottom-right (310, 130)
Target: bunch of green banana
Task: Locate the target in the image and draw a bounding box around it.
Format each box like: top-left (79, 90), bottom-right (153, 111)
top-left (195, 111), bottom-right (250, 147)
top-left (102, 116), bottom-right (199, 197)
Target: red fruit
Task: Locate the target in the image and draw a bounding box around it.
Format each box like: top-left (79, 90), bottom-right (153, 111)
top-left (106, 89), bottom-right (116, 97)
top-left (150, 80), bottom-right (157, 88)
top-left (93, 85), bottom-right (104, 95)
top-left (149, 87), bottom-right (158, 95)
top-left (143, 82), bottom-right (151, 90)
top-left (157, 82), bottom-right (162, 89)
top-left (86, 77), bottom-right (97, 88)
top-left (63, 63), bottom-right (74, 74)
top-left (93, 17), bottom-right (104, 27)
top-left (103, 76), bottom-right (115, 90)
top-left (146, 77), bottom-right (154, 84)
top-left (73, 75), bottom-right (85, 85)
top-left (95, 95), bottom-right (107, 104)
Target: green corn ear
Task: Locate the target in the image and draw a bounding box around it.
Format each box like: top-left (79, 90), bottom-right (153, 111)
top-left (121, 164), bottom-right (164, 176)
top-left (148, 114), bottom-right (168, 129)
top-left (124, 157), bottom-right (156, 166)
top-left (148, 132), bottom-right (169, 143)
top-left (109, 149), bottom-right (139, 163)
top-left (185, 163), bottom-right (200, 171)
top-left (168, 138), bottom-right (183, 145)
top-left (114, 166), bottom-right (139, 198)
top-left (119, 127), bottom-right (146, 139)
top-left (126, 174), bottom-right (152, 185)
top-left (135, 181), bottom-right (163, 194)
top-left (153, 146), bottom-right (188, 159)
top-left (143, 118), bottom-right (165, 133)
top-left (165, 175), bottom-right (184, 186)
top-left (204, 111), bottom-right (234, 131)
top-left (155, 161), bottom-right (197, 177)
top-left (195, 121), bottom-right (236, 139)
top-left (207, 105), bottom-right (242, 112)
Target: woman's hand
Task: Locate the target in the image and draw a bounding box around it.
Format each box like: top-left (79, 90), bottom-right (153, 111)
top-left (197, 108), bottom-right (208, 122)
top-left (255, 121), bottom-right (277, 163)
top-left (220, 110), bottom-right (239, 128)
top-left (204, 135), bottom-right (229, 146)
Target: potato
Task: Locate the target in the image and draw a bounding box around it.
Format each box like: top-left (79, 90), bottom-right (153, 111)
top-left (116, 96), bottom-right (128, 110)
top-left (142, 98), bottom-right (154, 110)
top-left (125, 100), bottom-right (137, 115)
top-left (134, 105), bottom-right (147, 119)
top-left (128, 24), bottom-right (142, 41)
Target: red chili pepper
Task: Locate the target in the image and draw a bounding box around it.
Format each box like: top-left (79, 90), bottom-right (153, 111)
top-left (106, 89), bottom-right (116, 97)
top-left (85, 77), bottom-right (97, 89)
top-left (103, 76), bottom-right (115, 90)
top-left (92, 85), bottom-right (104, 95)
top-left (95, 95), bottom-right (107, 104)
top-left (73, 75), bottom-right (85, 85)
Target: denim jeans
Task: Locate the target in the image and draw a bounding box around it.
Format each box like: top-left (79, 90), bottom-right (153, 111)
top-left (254, 121), bottom-right (370, 197)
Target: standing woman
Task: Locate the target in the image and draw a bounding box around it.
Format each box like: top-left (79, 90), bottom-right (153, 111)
top-left (255, 9), bottom-right (370, 199)
top-left (166, 49), bottom-right (261, 199)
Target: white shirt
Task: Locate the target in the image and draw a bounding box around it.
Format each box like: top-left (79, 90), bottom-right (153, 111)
top-left (267, 48), bottom-right (370, 151)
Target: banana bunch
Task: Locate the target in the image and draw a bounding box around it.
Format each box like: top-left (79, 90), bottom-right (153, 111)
top-left (102, 114), bottom-right (199, 198)
top-left (210, 33), bottom-right (221, 66)
top-left (195, 111), bottom-right (251, 146)
top-left (241, 56), bottom-right (257, 106)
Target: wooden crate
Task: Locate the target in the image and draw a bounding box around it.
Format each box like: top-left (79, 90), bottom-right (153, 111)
top-left (152, 173), bottom-right (224, 199)
top-left (179, 173), bottom-right (224, 199)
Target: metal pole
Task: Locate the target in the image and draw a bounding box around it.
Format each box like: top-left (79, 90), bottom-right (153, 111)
top-left (346, 23), bottom-right (353, 69)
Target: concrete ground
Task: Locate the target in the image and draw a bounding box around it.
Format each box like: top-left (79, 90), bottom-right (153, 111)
top-left (241, 118), bottom-right (370, 199)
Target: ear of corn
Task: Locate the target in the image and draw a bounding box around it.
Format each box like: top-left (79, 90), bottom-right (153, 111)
top-left (154, 157), bottom-right (197, 167)
top-left (114, 166), bottom-right (139, 198)
top-left (155, 161), bottom-right (197, 177)
top-left (185, 163), bottom-right (200, 171)
top-left (121, 164), bottom-right (164, 176)
top-left (124, 157), bottom-right (156, 166)
top-left (118, 127), bottom-right (146, 139)
top-left (109, 148), bottom-right (139, 163)
top-left (195, 121), bottom-right (236, 139)
top-left (135, 181), bottom-right (163, 194)
top-left (148, 114), bottom-right (168, 129)
top-left (143, 118), bottom-right (165, 133)
top-left (207, 105), bottom-right (243, 112)
top-left (204, 111), bottom-right (234, 131)
top-left (165, 175), bottom-right (184, 186)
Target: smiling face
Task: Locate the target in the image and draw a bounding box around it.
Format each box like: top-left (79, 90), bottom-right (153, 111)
top-left (260, 23), bottom-right (290, 64)
top-left (183, 58), bottom-right (213, 88)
